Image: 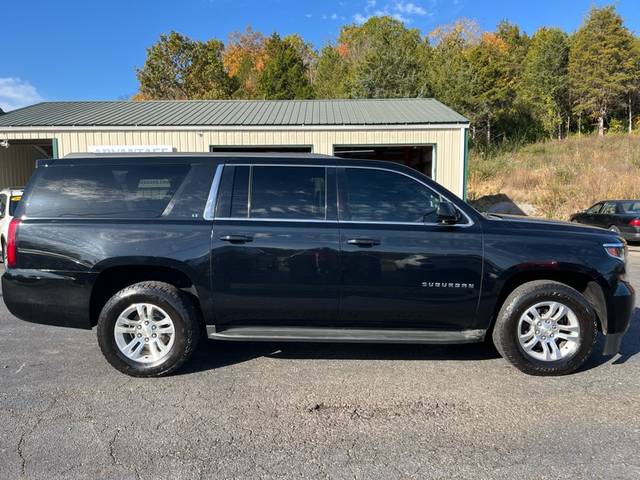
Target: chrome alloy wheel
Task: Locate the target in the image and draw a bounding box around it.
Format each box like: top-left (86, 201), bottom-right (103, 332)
top-left (517, 301), bottom-right (581, 362)
top-left (114, 303), bottom-right (176, 364)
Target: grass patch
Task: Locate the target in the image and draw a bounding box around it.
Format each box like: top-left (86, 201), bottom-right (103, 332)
top-left (468, 133), bottom-right (640, 219)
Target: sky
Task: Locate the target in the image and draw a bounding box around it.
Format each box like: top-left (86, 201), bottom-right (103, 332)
top-left (1, 0), bottom-right (639, 111)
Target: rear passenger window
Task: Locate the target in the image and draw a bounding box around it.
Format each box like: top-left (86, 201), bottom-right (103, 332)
top-left (250, 166), bottom-right (326, 220)
top-left (343, 168), bottom-right (442, 223)
top-left (25, 165), bottom-right (189, 218)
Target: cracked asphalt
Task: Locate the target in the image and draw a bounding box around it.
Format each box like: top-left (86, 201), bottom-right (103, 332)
top-left (1, 251), bottom-right (640, 480)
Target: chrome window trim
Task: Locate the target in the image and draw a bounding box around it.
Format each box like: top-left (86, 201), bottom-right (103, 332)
top-left (208, 163), bottom-right (474, 227)
top-left (203, 164), bottom-right (224, 220)
top-left (214, 217), bottom-right (337, 224)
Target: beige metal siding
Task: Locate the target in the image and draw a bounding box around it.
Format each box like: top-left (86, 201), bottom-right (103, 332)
top-left (0, 144), bottom-right (41, 187)
top-left (1, 127), bottom-right (464, 197)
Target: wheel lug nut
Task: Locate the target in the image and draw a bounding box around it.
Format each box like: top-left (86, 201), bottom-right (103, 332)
top-left (152, 333), bottom-right (157, 338)
top-left (550, 333), bottom-right (554, 338)
top-left (535, 330), bottom-right (540, 335)
top-left (137, 333), bottom-right (142, 338)
top-left (541, 336), bottom-right (546, 340)
top-left (137, 325), bottom-right (142, 329)
top-left (145, 321), bottom-right (149, 325)
top-left (537, 322), bottom-right (542, 326)
top-left (152, 325), bottom-right (156, 330)
top-left (145, 337), bottom-right (149, 342)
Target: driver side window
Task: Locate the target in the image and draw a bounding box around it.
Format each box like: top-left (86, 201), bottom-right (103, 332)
top-left (341, 168), bottom-right (442, 223)
top-left (586, 203), bottom-right (603, 214)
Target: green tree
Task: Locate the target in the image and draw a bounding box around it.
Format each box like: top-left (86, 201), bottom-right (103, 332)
top-left (314, 45), bottom-right (350, 98)
top-left (189, 39), bottom-right (239, 99)
top-left (466, 32), bottom-right (513, 145)
top-left (136, 31), bottom-right (234, 100)
top-left (569, 6), bottom-right (637, 136)
top-left (520, 28), bottom-right (570, 139)
top-left (427, 20), bottom-right (478, 137)
top-left (337, 17), bottom-right (430, 98)
top-left (255, 33), bottom-right (314, 99)
top-left (625, 38), bottom-right (640, 132)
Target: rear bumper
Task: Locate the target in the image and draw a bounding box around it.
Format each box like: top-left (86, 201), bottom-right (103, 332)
top-left (2, 269), bottom-right (95, 329)
top-left (602, 279), bottom-right (635, 355)
top-left (619, 226), bottom-right (640, 241)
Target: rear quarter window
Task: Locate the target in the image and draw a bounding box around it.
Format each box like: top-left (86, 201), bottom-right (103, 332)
top-left (24, 164), bottom-right (189, 218)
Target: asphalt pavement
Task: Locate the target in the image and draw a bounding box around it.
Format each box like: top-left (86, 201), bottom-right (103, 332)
top-left (1, 250), bottom-right (639, 480)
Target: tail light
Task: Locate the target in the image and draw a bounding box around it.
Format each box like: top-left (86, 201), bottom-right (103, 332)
top-left (6, 217), bottom-right (20, 268)
top-left (629, 218), bottom-right (640, 227)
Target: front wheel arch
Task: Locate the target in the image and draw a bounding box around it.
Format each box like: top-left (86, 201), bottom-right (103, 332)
top-left (489, 268), bottom-right (606, 336)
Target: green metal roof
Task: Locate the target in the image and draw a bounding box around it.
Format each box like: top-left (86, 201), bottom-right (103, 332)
top-left (0, 98), bottom-right (468, 128)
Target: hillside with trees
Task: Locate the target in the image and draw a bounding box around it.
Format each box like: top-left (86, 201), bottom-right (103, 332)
top-left (135, 5), bottom-right (640, 145)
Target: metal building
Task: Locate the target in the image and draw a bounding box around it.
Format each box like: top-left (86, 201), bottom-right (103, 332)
top-left (0, 98), bottom-right (470, 198)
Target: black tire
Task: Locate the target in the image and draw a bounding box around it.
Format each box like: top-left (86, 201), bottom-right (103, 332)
top-left (492, 280), bottom-right (597, 376)
top-left (97, 281), bottom-right (200, 377)
top-left (1, 238), bottom-right (5, 264)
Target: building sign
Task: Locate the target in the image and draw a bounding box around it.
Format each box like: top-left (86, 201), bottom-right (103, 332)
top-left (88, 145), bottom-right (173, 153)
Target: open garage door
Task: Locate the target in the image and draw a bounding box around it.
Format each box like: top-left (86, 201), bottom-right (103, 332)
top-left (210, 145), bottom-right (312, 153)
top-left (0, 139), bottom-right (53, 188)
top-left (333, 145), bottom-right (434, 178)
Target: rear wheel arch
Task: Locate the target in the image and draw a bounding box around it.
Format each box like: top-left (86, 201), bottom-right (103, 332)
top-left (89, 264), bottom-right (204, 331)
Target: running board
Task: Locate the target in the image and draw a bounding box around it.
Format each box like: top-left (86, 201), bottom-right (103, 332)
top-left (206, 326), bottom-right (485, 344)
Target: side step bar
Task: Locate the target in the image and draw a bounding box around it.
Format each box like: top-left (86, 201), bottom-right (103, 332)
top-left (206, 326), bottom-right (485, 344)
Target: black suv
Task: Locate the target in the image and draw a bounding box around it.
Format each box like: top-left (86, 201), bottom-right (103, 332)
top-left (2, 153), bottom-right (634, 377)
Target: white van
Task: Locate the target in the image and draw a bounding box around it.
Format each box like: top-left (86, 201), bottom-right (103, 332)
top-left (0, 187), bottom-right (23, 261)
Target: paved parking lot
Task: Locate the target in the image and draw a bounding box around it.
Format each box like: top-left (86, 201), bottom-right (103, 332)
top-left (1, 251), bottom-right (639, 480)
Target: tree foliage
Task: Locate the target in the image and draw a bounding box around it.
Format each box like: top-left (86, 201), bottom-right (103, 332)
top-left (136, 31), bottom-right (234, 100)
top-left (222, 26), bottom-right (266, 99)
top-left (520, 28), bottom-right (570, 138)
top-left (135, 5), bottom-right (640, 145)
top-left (255, 33), bottom-right (314, 100)
top-left (569, 6), bottom-right (637, 135)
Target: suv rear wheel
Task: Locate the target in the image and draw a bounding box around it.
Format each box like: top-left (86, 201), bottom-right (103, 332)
top-left (97, 281), bottom-right (200, 377)
top-left (492, 280), bottom-right (597, 375)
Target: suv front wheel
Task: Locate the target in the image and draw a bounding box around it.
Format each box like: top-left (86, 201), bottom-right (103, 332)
top-left (97, 281), bottom-right (200, 377)
top-left (492, 280), bottom-right (597, 376)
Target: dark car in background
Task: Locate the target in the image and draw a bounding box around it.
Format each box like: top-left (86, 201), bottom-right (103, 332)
top-left (570, 200), bottom-right (640, 241)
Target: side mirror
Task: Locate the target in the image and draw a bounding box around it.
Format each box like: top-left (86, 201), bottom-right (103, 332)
top-left (437, 201), bottom-right (459, 225)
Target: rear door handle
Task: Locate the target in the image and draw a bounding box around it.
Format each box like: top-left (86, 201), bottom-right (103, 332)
top-left (219, 235), bottom-right (253, 243)
top-left (347, 237), bottom-right (381, 247)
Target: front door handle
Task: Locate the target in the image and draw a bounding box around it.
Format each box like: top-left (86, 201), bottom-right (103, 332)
top-left (347, 237), bottom-right (381, 247)
top-left (219, 235), bottom-right (253, 243)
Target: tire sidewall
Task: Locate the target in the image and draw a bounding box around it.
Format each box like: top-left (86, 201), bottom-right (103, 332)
top-left (98, 289), bottom-right (191, 376)
top-left (497, 284), bottom-right (596, 375)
